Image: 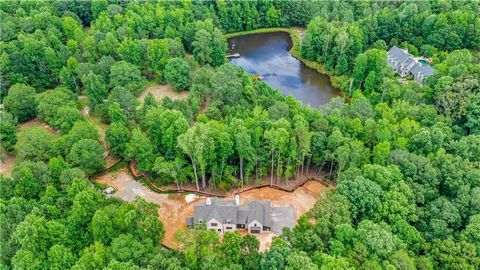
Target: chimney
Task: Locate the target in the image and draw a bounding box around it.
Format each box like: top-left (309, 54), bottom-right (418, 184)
top-left (235, 195), bottom-right (240, 206)
top-left (206, 198), bottom-right (211, 205)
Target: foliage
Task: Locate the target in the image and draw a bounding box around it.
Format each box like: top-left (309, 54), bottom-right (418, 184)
top-left (105, 123), bottom-right (130, 157)
top-left (109, 61), bottom-right (146, 96)
top-left (67, 139), bottom-right (105, 175)
top-left (37, 86), bottom-right (82, 133)
top-left (192, 28), bottom-right (227, 67)
top-left (164, 58), bottom-right (192, 91)
top-left (2, 1), bottom-right (480, 269)
top-left (15, 127), bottom-right (55, 162)
top-left (3, 84), bottom-right (37, 122)
top-left (0, 112), bottom-right (18, 156)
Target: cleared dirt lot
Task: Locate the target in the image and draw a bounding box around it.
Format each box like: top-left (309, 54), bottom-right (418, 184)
top-left (0, 155), bottom-right (16, 177)
top-left (139, 83), bottom-right (189, 102)
top-left (95, 169), bottom-right (328, 251)
top-left (96, 169), bottom-right (200, 248)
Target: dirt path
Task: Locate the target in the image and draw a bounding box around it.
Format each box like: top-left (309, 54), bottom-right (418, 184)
top-left (140, 83), bottom-right (188, 102)
top-left (80, 99), bottom-right (108, 153)
top-left (95, 169), bottom-right (328, 251)
top-left (86, 115), bottom-right (108, 148)
top-left (0, 155), bottom-right (16, 177)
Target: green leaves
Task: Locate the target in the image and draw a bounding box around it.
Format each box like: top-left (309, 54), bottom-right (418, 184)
top-left (164, 58), bottom-right (192, 91)
top-left (109, 61), bottom-right (146, 96)
top-left (0, 112), bottom-right (18, 154)
top-left (125, 128), bottom-right (155, 172)
top-left (192, 28), bottom-right (227, 67)
top-left (4, 84), bottom-right (37, 122)
top-left (67, 139), bottom-right (105, 175)
top-left (15, 127), bottom-right (55, 162)
top-left (37, 86), bottom-right (81, 133)
top-left (105, 122), bottom-right (130, 157)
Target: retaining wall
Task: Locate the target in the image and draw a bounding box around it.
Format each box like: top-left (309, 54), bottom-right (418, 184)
top-left (129, 161), bottom-right (334, 198)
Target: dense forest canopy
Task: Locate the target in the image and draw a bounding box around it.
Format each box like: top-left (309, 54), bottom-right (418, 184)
top-left (1, 0), bottom-right (480, 269)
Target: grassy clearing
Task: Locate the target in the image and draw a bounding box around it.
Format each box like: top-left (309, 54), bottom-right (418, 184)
top-left (79, 97), bottom-right (108, 146)
top-left (19, 118), bottom-right (58, 136)
top-left (225, 27), bottom-right (345, 91)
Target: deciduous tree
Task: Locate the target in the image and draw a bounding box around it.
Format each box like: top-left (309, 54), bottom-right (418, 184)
top-left (67, 139), bottom-right (105, 175)
top-left (4, 84), bottom-right (37, 122)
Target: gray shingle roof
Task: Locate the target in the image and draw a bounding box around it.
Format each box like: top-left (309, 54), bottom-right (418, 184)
top-left (193, 198), bottom-right (238, 224)
top-left (411, 62), bottom-right (434, 77)
top-left (193, 198), bottom-right (272, 226)
top-left (238, 205), bottom-right (249, 224)
top-left (246, 201), bottom-right (272, 227)
top-left (402, 58), bottom-right (416, 68)
top-left (387, 46), bottom-right (434, 83)
top-left (388, 46), bottom-right (410, 66)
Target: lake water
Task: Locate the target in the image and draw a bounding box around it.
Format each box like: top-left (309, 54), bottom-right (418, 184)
top-left (228, 31), bottom-right (339, 108)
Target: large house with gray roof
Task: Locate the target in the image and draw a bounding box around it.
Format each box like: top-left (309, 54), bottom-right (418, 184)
top-left (387, 46), bottom-right (434, 84)
top-left (186, 196), bottom-right (273, 234)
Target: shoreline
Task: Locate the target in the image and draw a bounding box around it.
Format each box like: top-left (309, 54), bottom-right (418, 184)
top-left (225, 27), bottom-right (345, 91)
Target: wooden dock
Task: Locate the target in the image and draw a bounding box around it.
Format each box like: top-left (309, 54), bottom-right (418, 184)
top-left (227, 53), bottom-right (240, 58)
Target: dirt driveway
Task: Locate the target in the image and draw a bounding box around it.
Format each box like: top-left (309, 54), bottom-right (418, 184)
top-left (95, 169), bottom-right (328, 251)
top-left (96, 169), bottom-right (201, 248)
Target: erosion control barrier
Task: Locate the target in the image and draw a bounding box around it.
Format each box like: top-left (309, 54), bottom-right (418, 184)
top-left (129, 161), bottom-right (335, 198)
top-left (90, 157), bottom-right (125, 179)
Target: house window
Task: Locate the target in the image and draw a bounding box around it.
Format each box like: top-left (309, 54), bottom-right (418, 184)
top-left (251, 229), bottom-right (260, 234)
top-left (227, 220), bottom-right (231, 224)
top-left (218, 229), bottom-right (221, 232)
top-left (226, 227), bottom-right (232, 230)
top-left (210, 223), bottom-right (217, 227)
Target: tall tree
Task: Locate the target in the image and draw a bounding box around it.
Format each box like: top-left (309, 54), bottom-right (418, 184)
top-left (15, 127), bottom-right (54, 162)
top-left (125, 128), bottom-right (155, 172)
top-left (4, 84), bottom-right (37, 122)
top-left (178, 123), bottom-right (215, 190)
top-left (67, 139), bottom-right (105, 175)
top-left (229, 119), bottom-right (253, 188)
top-left (164, 58), bottom-right (191, 91)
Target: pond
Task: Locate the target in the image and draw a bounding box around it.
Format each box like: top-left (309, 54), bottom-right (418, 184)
top-left (228, 31), bottom-right (340, 108)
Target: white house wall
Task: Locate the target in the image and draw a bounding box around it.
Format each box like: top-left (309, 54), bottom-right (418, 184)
top-left (222, 223), bottom-right (236, 232)
top-left (207, 218), bottom-right (222, 233)
top-left (247, 219), bottom-right (263, 233)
